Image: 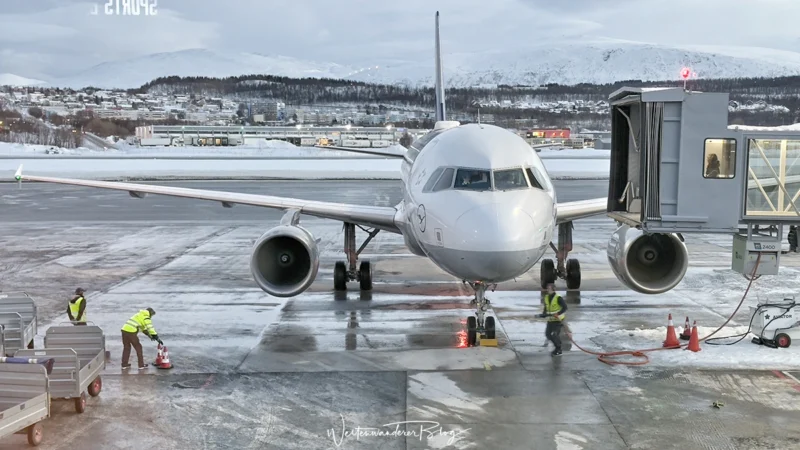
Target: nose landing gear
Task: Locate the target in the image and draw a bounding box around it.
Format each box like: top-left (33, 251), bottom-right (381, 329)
top-left (464, 281), bottom-right (497, 347)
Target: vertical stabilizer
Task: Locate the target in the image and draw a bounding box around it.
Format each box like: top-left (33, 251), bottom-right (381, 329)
top-left (434, 11), bottom-right (446, 122)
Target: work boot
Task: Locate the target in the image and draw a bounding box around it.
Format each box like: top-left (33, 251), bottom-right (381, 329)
top-left (121, 365), bottom-right (131, 370)
top-left (138, 365), bottom-right (149, 370)
top-left (551, 348), bottom-right (562, 357)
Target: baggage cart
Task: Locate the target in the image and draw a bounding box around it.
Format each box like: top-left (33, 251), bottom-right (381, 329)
top-left (16, 325), bottom-right (105, 414)
top-left (0, 292), bottom-right (37, 355)
top-left (0, 357), bottom-right (53, 446)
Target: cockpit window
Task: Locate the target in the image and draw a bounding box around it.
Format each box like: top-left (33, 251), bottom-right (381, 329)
top-left (526, 167), bottom-right (552, 191)
top-left (525, 168), bottom-right (543, 189)
top-left (493, 168), bottom-right (528, 190)
top-left (432, 167), bottom-right (455, 192)
top-left (422, 167), bottom-right (445, 192)
top-left (454, 168), bottom-right (491, 191)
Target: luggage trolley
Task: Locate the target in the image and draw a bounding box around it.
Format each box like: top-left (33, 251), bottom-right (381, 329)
top-left (0, 357), bottom-right (54, 446)
top-left (16, 325), bottom-right (106, 413)
top-left (0, 292), bottom-right (38, 355)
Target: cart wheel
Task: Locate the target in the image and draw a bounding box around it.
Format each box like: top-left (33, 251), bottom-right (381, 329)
top-left (75, 392), bottom-right (86, 413)
top-left (776, 333), bottom-right (792, 348)
top-left (27, 422), bottom-right (43, 446)
top-left (88, 376), bottom-right (102, 397)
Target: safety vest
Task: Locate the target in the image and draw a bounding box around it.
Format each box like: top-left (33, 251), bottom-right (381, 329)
top-left (69, 296), bottom-right (86, 323)
top-left (121, 310), bottom-right (157, 336)
top-left (544, 294), bottom-right (565, 322)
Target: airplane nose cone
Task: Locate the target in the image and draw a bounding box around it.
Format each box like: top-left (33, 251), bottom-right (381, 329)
top-left (455, 202), bottom-right (536, 251)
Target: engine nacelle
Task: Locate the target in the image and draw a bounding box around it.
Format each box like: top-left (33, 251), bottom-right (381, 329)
top-left (250, 224), bottom-right (319, 297)
top-left (606, 224), bottom-right (689, 295)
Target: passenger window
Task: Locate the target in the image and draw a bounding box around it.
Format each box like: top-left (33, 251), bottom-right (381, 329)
top-left (432, 168), bottom-right (455, 192)
top-left (526, 168), bottom-right (544, 189)
top-left (494, 168), bottom-right (529, 190)
top-left (454, 168), bottom-right (491, 191)
top-left (703, 138), bottom-right (736, 179)
top-left (422, 167), bottom-right (445, 192)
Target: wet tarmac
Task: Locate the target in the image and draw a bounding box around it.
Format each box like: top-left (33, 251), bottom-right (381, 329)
top-left (2, 179), bottom-right (800, 449)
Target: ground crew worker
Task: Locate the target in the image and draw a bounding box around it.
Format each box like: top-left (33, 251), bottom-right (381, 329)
top-left (120, 308), bottom-right (161, 370)
top-left (789, 226), bottom-right (797, 253)
top-left (538, 283), bottom-right (568, 356)
top-left (66, 287), bottom-right (87, 325)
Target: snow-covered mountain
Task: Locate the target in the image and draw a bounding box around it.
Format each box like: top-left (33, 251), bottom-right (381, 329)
top-left (0, 73), bottom-right (46, 87)
top-left (26, 42), bottom-right (800, 90)
top-left (47, 49), bottom-right (356, 89)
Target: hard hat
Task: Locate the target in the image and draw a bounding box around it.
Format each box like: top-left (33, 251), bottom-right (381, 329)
top-left (75, 287), bottom-right (85, 295)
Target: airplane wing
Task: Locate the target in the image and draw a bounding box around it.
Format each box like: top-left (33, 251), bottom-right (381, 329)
top-left (314, 145), bottom-right (406, 159)
top-left (13, 166), bottom-right (401, 233)
top-left (556, 198), bottom-right (607, 223)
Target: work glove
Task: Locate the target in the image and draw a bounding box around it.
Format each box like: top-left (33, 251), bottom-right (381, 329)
top-left (150, 334), bottom-right (159, 342)
top-left (157, 338), bottom-right (163, 345)
top-left (537, 313), bottom-right (549, 318)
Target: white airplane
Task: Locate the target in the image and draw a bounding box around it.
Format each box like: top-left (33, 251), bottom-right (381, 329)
top-left (13, 12), bottom-right (688, 345)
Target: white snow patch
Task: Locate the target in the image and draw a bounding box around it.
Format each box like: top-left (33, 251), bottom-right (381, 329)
top-left (408, 372), bottom-right (490, 414)
top-left (555, 431), bottom-right (589, 450)
top-left (728, 122), bottom-right (800, 132)
top-left (0, 73), bottom-right (45, 87)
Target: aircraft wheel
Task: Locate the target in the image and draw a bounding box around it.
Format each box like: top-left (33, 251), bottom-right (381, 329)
top-left (540, 259), bottom-right (556, 288)
top-left (334, 261), bottom-right (347, 292)
top-left (566, 258), bottom-right (581, 290)
top-left (359, 260), bottom-right (373, 291)
top-left (485, 316), bottom-right (496, 340)
top-left (466, 316), bottom-right (477, 347)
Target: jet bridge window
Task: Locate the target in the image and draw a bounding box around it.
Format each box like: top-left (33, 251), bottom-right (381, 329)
top-left (493, 168), bottom-right (529, 190)
top-left (454, 168), bottom-right (491, 191)
top-left (703, 138), bottom-right (736, 179)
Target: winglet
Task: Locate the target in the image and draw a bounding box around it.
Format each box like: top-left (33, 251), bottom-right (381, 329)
top-left (434, 11), bottom-right (446, 122)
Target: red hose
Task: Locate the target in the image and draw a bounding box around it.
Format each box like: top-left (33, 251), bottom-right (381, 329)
top-left (563, 254), bottom-right (762, 366)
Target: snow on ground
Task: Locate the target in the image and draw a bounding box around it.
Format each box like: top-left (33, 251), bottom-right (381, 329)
top-left (0, 157), bottom-right (608, 180)
top-left (0, 141), bottom-right (604, 159)
top-left (0, 142), bottom-right (610, 180)
top-left (0, 141), bottom-right (392, 158)
top-left (729, 122), bottom-right (800, 131)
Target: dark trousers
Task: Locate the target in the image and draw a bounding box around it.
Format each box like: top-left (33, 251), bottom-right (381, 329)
top-left (121, 331), bottom-right (144, 367)
top-left (545, 321), bottom-right (563, 351)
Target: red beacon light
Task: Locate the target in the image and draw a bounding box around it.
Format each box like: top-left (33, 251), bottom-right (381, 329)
top-left (680, 67), bottom-right (691, 79)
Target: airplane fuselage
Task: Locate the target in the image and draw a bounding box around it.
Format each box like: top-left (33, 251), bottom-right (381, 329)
top-left (393, 123), bottom-right (558, 283)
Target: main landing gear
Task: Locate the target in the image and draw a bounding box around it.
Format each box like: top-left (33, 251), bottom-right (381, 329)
top-left (540, 222), bottom-right (582, 290)
top-left (333, 222), bottom-right (379, 294)
top-left (464, 281), bottom-right (496, 346)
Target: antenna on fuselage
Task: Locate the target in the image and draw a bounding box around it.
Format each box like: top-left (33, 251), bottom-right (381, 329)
top-left (434, 11), bottom-right (446, 122)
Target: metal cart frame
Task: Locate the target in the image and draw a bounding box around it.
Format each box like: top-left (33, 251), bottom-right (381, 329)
top-left (16, 325), bottom-right (105, 413)
top-left (0, 293), bottom-right (38, 355)
top-left (0, 359), bottom-right (52, 446)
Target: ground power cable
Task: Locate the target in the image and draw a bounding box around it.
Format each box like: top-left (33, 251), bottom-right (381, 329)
top-left (559, 253), bottom-right (762, 366)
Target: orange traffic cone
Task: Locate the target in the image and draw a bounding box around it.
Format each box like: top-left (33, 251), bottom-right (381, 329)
top-left (679, 316), bottom-right (692, 341)
top-left (153, 343), bottom-right (164, 367)
top-left (157, 345), bottom-right (172, 369)
top-left (685, 321), bottom-right (701, 352)
top-left (663, 313), bottom-right (681, 348)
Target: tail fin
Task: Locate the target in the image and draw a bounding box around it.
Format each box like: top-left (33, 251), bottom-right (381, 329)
top-left (434, 11), bottom-right (446, 122)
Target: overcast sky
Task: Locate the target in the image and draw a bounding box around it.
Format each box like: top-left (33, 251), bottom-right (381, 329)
top-left (2, 0), bottom-right (799, 80)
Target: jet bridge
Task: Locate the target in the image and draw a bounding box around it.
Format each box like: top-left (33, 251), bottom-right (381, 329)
top-left (606, 86), bottom-right (800, 277)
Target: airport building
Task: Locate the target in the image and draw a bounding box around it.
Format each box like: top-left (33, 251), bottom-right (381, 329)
top-left (134, 125), bottom-right (426, 147)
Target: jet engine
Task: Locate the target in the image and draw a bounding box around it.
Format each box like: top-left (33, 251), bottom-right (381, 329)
top-left (606, 224), bottom-right (689, 295)
top-left (250, 224), bottom-right (319, 297)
